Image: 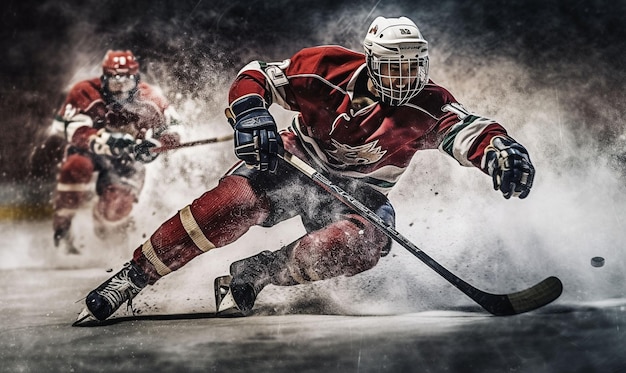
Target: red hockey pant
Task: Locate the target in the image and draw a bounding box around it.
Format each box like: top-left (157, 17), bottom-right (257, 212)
top-left (132, 174), bottom-right (387, 286)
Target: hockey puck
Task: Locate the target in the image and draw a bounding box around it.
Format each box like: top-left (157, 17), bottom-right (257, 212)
top-left (591, 256), bottom-right (605, 268)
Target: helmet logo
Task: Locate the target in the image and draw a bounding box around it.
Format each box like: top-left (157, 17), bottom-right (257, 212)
top-left (115, 56), bottom-right (127, 67)
top-left (368, 25), bottom-right (378, 34)
top-left (102, 50), bottom-right (139, 76)
top-left (399, 28), bottom-right (412, 35)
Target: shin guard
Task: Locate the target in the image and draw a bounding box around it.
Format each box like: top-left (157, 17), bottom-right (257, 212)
top-left (132, 175), bottom-right (269, 284)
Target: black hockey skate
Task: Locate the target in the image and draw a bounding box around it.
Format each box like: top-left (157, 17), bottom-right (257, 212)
top-left (54, 228), bottom-right (80, 255)
top-left (74, 261), bottom-right (148, 325)
top-left (215, 250), bottom-right (279, 316)
top-left (214, 275), bottom-right (241, 316)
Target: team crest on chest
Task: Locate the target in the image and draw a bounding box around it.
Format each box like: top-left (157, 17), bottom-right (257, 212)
top-left (328, 139), bottom-right (387, 166)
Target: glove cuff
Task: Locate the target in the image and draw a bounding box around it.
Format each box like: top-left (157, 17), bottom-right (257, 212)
top-left (89, 129), bottom-right (112, 155)
top-left (481, 135), bottom-right (515, 172)
top-left (486, 135), bottom-right (516, 151)
top-left (230, 94), bottom-right (266, 118)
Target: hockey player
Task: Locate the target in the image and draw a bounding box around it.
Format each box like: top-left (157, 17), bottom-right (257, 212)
top-left (77, 16), bottom-right (534, 322)
top-left (51, 50), bottom-right (181, 253)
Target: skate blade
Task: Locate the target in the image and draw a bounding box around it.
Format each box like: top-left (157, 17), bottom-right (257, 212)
top-left (72, 307), bottom-right (97, 326)
top-left (214, 275), bottom-right (242, 316)
top-left (56, 236), bottom-right (80, 255)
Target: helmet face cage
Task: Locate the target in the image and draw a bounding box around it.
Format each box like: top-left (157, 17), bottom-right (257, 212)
top-left (101, 73), bottom-right (139, 104)
top-left (367, 55), bottom-right (429, 106)
top-left (363, 16), bottom-right (429, 106)
top-left (105, 74), bottom-right (138, 94)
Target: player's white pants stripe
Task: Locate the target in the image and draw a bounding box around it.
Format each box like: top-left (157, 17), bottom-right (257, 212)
top-left (54, 207), bottom-right (77, 218)
top-left (179, 205), bottom-right (216, 253)
top-left (56, 182), bottom-right (91, 192)
top-left (141, 239), bottom-right (172, 276)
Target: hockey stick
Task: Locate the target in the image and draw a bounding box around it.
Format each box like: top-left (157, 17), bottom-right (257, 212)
top-left (281, 151), bottom-right (563, 316)
top-left (152, 134), bottom-right (234, 153)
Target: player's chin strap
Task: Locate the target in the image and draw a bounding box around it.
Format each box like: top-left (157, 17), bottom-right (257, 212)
top-left (279, 150), bottom-right (563, 316)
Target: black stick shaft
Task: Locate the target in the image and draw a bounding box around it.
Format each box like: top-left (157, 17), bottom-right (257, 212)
top-left (152, 134), bottom-right (234, 153)
top-left (281, 151), bottom-right (562, 316)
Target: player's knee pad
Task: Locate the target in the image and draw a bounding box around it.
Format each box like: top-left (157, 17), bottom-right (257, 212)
top-left (344, 201), bottom-right (396, 258)
top-left (92, 203), bottom-right (134, 239)
top-left (59, 154), bottom-right (95, 183)
top-left (291, 219), bottom-right (383, 280)
top-left (96, 184), bottom-right (136, 221)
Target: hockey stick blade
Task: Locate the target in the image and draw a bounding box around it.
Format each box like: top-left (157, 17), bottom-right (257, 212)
top-left (464, 276), bottom-right (562, 316)
top-left (281, 151), bottom-right (563, 316)
top-left (411, 248), bottom-right (563, 315)
top-left (501, 276), bottom-right (563, 315)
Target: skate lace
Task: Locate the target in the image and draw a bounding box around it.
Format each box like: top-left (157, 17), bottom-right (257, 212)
top-left (97, 268), bottom-right (142, 313)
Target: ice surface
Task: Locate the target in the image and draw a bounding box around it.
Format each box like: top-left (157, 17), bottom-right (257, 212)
top-left (2, 86), bottom-right (626, 370)
top-left (2, 1), bottom-right (626, 371)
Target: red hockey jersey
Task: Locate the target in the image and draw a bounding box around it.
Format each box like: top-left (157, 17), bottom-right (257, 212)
top-left (52, 78), bottom-right (171, 150)
top-left (230, 45), bottom-right (509, 194)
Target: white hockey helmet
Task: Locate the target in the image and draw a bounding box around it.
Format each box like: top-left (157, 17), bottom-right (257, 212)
top-left (363, 16), bottom-right (429, 106)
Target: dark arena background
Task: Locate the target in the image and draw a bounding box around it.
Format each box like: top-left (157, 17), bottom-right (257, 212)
top-left (2, 0), bottom-right (625, 191)
top-left (1, 1), bottom-right (626, 372)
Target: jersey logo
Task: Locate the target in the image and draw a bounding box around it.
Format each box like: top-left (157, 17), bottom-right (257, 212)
top-left (328, 139), bottom-right (387, 166)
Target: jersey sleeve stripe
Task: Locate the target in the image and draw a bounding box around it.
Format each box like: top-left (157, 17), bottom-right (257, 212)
top-left (439, 115), bottom-right (496, 167)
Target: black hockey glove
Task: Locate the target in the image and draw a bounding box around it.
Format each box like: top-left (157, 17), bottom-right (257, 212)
top-left (228, 94), bottom-right (283, 173)
top-left (484, 136), bottom-right (535, 199)
top-left (89, 130), bottom-right (135, 158)
top-left (133, 138), bottom-right (160, 163)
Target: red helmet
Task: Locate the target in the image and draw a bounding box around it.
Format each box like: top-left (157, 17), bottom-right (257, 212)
top-left (102, 50), bottom-right (139, 76)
